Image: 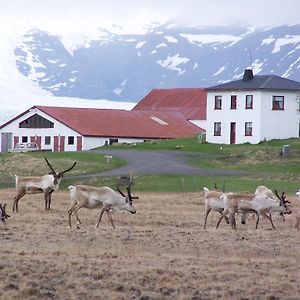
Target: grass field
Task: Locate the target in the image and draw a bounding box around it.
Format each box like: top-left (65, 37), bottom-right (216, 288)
top-left (0, 189), bottom-right (300, 299)
top-left (2, 137), bottom-right (300, 193)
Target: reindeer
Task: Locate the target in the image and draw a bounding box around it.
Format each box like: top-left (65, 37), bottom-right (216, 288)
top-left (216, 190), bottom-right (291, 230)
top-left (203, 187), bottom-right (250, 229)
top-left (0, 204), bottom-right (10, 226)
top-left (13, 158), bottom-right (76, 212)
top-left (68, 179), bottom-right (138, 229)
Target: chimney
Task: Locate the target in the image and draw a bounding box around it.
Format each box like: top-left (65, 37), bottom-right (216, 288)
top-left (242, 69), bottom-right (254, 81)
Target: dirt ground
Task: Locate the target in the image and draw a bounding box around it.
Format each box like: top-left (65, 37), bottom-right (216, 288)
top-left (0, 189), bottom-right (300, 300)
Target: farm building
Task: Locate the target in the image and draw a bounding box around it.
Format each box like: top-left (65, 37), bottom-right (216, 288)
top-left (133, 88), bottom-right (207, 130)
top-left (0, 104), bottom-right (203, 152)
top-left (206, 69), bottom-right (300, 144)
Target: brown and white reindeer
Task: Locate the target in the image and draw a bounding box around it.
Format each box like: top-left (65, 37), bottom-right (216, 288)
top-left (216, 190), bottom-right (291, 230)
top-left (68, 179), bottom-right (138, 229)
top-left (0, 203), bottom-right (10, 226)
top-left (13, 158), bottom-right (76, 212)
top-left (203, 187), bottom-right (251, 229)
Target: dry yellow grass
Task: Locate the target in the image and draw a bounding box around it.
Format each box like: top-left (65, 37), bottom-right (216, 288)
top-left (0, 189), bottom-right (300, 300)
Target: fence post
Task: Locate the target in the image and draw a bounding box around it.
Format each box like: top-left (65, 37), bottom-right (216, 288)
top-left (181, 177), bottom-right (185, 192)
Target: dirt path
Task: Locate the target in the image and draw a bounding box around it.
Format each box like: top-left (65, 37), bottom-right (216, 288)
top-left (85, 149), bottom-right (244, 177)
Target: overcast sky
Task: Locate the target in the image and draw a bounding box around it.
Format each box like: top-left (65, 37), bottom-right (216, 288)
top-left (1, 0), bottom-right (299, 35)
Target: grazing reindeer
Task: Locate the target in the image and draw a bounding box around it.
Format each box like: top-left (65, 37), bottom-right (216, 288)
top-left (216, 190), bottom-right (291, 230)
top-left (68, 180), bottom-right (138, 229)
top-left (0, 203), bottom-right (10, 226)
top-left (203, 187), bottom-right (250, 229)
top-left (13, 158), bottom-right (76, 212)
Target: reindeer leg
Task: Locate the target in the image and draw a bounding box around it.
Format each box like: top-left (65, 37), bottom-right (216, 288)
top-left (68, 203), bottom-right (83, 228)
top-left (255, 212), bottom-right (260, 229)
top-left (95, 205), bottom-right (111, 228)
top-left (203, 207), bottom-right (211, 229)
top-left (264, 212), bottom-right (275, 229)
top-left (106, 210), bottom-right (115, 229)
top-left (228, 212), bottom-right (236, 230)
top-left (216, 209), bottom-right (229, 229)
top-left (74, 211), bottom-right (82, 224)
top-left (13, 191), bottom-right (26, 213)
top-left (47, 190), bottom-right (54, 210)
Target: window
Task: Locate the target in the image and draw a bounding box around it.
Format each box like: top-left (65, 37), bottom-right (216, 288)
top-left (245, 95), bottom-right (253, 109)
top-left (214, 95), bottom-right (222, 110)
top-left (19, 114), bottom-right (54, 128)
top-left (45, 136), bottom-right (51, 145)
top-left (68, 136), bottom-right (74, 145)
top-left (245, 122), bottom-right (253, 136)
top-left (214, 122), bottom-right (221, 136)
top-left (231, 95), bottom-right (237, 109)
top-left (22, 136), bottom-right (28, 143)
top-left (272, 96), bottom-right (284, 110)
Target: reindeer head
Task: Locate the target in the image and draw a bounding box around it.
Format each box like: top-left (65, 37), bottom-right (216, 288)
top-left (275, 190), bottom-right (292, 214)
top-left (0, 203), bottom-right (10, 224)
top-left (45, 158), bottom-right (77, 185)
top-left (116, 174), bottom-right (138, 214)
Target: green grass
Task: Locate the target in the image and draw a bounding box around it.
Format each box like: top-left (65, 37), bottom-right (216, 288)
top-left (2, 137), bottom-right (300, 194)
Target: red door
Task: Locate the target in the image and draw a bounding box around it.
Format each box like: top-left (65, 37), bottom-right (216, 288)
top-left (77, 136), bottom-right (82, 151)
top-left (59, 136), bottom-right (65, 151)
top-left (54, 136), bottom-right (59, 151)
top-left (30, 136), bottom-right (42, 149)
top-left (13, 136), bottom-right (19, 146)
top-left (230, 122), bottom-right (236, 144)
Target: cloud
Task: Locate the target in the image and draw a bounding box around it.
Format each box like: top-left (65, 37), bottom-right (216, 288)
top-left (1, 0), bottom-right (299, 34)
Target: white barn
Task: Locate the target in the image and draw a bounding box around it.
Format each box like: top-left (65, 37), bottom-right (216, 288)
top-left (206, 69), bottom-right (300, 144)
top-left (0, 105), bottom-right (202, 152)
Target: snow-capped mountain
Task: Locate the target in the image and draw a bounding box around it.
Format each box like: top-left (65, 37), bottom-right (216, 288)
top-left (13, 23), bottom-right (300, 102)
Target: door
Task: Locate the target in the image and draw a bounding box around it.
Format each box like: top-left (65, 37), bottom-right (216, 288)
top-left (76, 136), bottom-right (82, 151)
top-left (54, 136), bottom-right (59, 151)
top-left (230, 122), bottom-right (236, 144)
top-left (1, 132), bottom-right (13, 152)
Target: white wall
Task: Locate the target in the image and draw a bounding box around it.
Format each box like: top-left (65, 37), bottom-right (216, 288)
top-left (0, 108), bottom-right (147, 152)
top-left (260, 91), bottom-right (300, 141)
top-left (206, 90), bottom-right (300, 144)
top-left (189, 119), bottom-right (206, 131)
top-left (0, 108), bottom-right (83, 152)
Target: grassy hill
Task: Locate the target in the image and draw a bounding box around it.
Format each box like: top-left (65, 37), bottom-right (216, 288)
top-left (1, 137), bottom-right (300, 193)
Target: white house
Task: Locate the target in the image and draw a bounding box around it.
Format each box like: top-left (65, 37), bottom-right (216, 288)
top-left (0, 105), bottom-right (202, 152)
top-left (206, 69), bottom-right (300, 144)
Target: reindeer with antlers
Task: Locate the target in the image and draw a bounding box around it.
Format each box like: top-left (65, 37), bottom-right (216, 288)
top-left (13, 158), bottom-right (76, 212)
top-left (67, 174), bottom-right (138, 229)
top-left (216, 190), bottom-right (292, 230)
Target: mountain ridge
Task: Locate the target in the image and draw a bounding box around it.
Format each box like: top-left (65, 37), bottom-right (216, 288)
top-left (12, 23), bottom-right (300, 102)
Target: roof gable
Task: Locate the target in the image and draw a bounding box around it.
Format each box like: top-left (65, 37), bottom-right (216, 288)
top-left (133, 88), bottom-right (207, 120)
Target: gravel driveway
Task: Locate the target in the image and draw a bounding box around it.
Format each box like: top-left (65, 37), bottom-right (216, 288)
top-left (83, 149), bottom-right (243, 177)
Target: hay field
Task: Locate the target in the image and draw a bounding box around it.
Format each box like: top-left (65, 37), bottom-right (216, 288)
top-left (0, 189), bottom-right (300, 300)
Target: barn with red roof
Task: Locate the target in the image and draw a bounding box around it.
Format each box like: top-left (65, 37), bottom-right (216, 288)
top-left (0, 88), bottom-right (206, 152)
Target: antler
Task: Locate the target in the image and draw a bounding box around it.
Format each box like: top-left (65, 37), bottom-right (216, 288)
top-left (275, 190), bottom-right (291, 204)
top-left (60, 162), bottom-right (77, 175)
top-left (45, 158), bottom-right (56, 174)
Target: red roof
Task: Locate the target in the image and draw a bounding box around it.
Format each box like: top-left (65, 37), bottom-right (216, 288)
top-left (32, 106), bottom-right (203, 139)
top-left (133, 88), bottom-right (207, 120)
